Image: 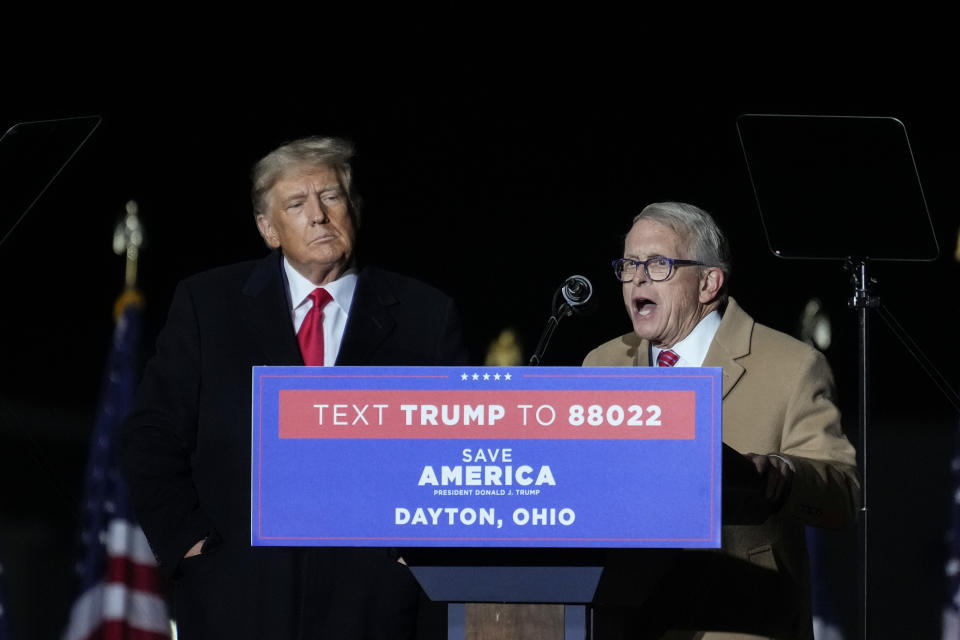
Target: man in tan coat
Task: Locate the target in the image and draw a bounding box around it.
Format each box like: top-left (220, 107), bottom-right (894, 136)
top-left (584, 202), bottom-right (859, 639)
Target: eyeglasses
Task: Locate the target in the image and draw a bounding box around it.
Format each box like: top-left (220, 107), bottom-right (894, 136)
top-left (611, 256), bottom-right (706, 282)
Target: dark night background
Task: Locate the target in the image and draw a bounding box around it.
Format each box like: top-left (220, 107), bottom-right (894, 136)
top-left (1, 52), bottom-right (958, 638)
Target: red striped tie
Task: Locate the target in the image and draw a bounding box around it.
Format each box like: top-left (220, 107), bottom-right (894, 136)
top-left (657, 349), bottom-right (680, 367)
top-left (297, 288), bottom-right (333, 366)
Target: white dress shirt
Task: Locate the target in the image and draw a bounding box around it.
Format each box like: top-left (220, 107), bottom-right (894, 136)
top-left (651, 309), bottom-right (721, 367)
top-left (283, 257), bottom-right (358, 367)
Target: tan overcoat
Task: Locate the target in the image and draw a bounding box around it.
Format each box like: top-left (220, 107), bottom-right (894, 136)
top-left (583, 298), bottom-right (860, 640)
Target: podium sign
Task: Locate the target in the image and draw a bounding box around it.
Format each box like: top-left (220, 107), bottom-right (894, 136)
top-left (251, 366), bottom-right (721, 549)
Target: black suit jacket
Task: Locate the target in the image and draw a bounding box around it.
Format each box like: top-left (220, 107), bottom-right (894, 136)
top-left (120, 252), bottom-right (467, 639)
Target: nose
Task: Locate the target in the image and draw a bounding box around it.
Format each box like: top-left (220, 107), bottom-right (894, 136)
top-left (308, 196), bottom-right (329, 224)
top-left (629, 265), bottom-right (647, 286)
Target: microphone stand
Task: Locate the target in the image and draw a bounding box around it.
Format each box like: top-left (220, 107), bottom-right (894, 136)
top-left (529, 288), bottom-right (574, 367)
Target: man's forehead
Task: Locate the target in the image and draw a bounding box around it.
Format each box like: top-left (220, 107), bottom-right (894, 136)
top-left (624, 219), bottom-right (684, 255)
top-left (273, 165), bottom-right (341, 192)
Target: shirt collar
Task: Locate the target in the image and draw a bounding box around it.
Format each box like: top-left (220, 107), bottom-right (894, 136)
top-left (282, 257), bottom-right (358, 315)
top-left (651, 309), bottom-right (721, 367)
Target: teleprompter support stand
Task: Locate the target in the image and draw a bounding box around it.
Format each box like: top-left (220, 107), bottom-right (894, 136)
top-left (848, 258), bottom-right (878, 639)
top-left (738, 113), bottom-right (939, 640)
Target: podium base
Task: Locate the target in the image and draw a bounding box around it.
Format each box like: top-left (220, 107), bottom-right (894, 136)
top-left (447, 603), bottom-right (586, 640)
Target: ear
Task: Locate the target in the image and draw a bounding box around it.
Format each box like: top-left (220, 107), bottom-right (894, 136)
top-left (256, 214), bottom-right (281, 249)
top-left (699, 267), bottom-right (725, 304)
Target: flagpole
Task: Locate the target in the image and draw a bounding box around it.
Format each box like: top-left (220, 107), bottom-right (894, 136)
top-left (62, 200), bottom-right (170, 640)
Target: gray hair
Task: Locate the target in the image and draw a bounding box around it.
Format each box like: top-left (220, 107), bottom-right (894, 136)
top-left (632, 201), bottom-right (731, 304)
top-left (251, 136), bottom-right (361, 225)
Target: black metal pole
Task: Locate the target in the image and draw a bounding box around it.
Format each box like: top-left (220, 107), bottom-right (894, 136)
top-left (857, 287), bottom-right (869, 640)
top-left (848, 258), bottom-right (875, 640)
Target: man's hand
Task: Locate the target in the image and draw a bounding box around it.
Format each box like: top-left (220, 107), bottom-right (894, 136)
top-left (744, 453), bottom-right (794, 506)
top-left (184, 539), bottom-right (205, 558)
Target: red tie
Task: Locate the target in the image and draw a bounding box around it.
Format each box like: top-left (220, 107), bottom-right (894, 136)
top-left (657, 349), bottom-right (680, 367)
top-left (297, 288), bottom-right (333, 366)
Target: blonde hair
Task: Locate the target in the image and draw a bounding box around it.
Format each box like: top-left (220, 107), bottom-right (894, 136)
top-left (251, 136), bottom-right (361, 225)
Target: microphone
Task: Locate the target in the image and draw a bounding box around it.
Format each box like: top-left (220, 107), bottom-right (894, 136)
top-left (529, 274), bottom-right (598, 366)
top-left (560, 275), bottom-right (596, 316)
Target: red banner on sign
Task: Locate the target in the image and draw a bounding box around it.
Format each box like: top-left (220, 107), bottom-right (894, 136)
top-left (277, 390), bottom-right (695, 440)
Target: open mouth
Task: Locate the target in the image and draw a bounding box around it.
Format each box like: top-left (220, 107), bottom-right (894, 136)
top-left (634, 298), bottom-right (656, 317)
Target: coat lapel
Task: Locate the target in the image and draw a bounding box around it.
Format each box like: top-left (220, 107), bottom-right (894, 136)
top-left (636, 337), bottom-right (651, 366)
top-left (702, 298), bottom-right (752, 399)
top-left (336, 267), bottom-right (396, 366)
top-left (239, 252), bottom-right (304, 366)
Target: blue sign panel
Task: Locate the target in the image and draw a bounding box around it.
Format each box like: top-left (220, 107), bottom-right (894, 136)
top-left (252, 366), bottom-right (722, 548)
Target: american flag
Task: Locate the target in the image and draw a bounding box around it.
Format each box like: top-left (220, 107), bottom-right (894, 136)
top-left (809, 526), bottom-right (847, 640)
top-left (944, 422), bottom-right (960, 639)
top-left (1, 546), bottom-right (10, 640)
top-left (62, 293), bottom-right (171, 640)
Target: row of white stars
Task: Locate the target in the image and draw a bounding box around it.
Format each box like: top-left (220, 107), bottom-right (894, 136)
top-left (460, 372), bottom-right (512, 381)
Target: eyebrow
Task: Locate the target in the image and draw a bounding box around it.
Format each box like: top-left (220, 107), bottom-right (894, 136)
top-left (280, 184), bottom-right (341, 205)
top-left (623, 253), bottom-right (664, 260)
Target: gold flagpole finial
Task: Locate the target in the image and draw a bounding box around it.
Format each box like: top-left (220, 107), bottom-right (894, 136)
top-left (112, 200), bottom-right (145, 319)
top-left (484, 327), bottom-right (524, 367)
top-left (113, 200), bottom-right (143, 290)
